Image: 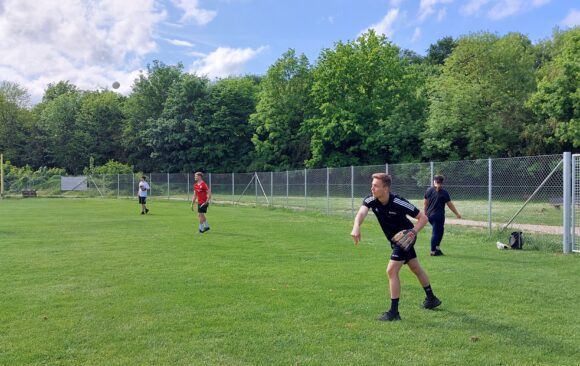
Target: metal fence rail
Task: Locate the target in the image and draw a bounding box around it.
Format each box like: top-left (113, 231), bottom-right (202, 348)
top-left (2, 153), bottom-right (575, 252)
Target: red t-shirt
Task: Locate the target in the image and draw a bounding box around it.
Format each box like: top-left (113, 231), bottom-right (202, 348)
top-left (194, 181), bottom-right (209, 204)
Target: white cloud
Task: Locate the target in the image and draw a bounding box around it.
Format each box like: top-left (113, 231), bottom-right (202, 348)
top-left (461, 0), bottom-right (490, 15)
top-left (418, 0), bottom-right (453, 22)
top-left (461, 0), bottom-right (550, 20)
top-left (171, 0), bottom-right (217, 25)
top-left (190, 46), bottom-right (267, 78)
top-left (488, 0), bottom-right (524, 20)
top-left (437, 8), bottom-right (447, 21)
top-left (561, 8), bottom-right (580, 27)
top-left (0, 0), bottom-right (166, 102)
top-left (168, 39), bottom-right (194, 47)
top-left (411, 27), bottom-right (422, 42)
top-left (189, 51), bottom-right (208, 58)
top-left (362, 8), bottom-right (400, 38)
top-left (532, 0), bottom-right (551, 6)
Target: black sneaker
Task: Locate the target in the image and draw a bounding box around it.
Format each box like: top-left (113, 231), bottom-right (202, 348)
top-left (145, 208), bottom-right (149, 214)
top-left (377, 310), bottom-right (401, 321)
top-left (141, 211), bottom-right (145, 215)
top-left (430, 250), bottom-right (444, 256)
top-left (199, 229), bottom-right (204, 233)
top-left (204, 227), bottom-right (210, 232)
top-left (423, 296), bottom-right (442, 309)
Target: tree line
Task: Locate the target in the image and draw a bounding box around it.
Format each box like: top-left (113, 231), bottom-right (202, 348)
top-left (0, 28), bottom-right (578, 174)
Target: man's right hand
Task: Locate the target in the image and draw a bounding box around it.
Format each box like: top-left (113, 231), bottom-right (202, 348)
top-left (351, 228), bottom-right (361, 245)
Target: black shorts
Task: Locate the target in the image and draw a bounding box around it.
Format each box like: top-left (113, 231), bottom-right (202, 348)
top-left (198, 202), bottom-right (209, 213)
top-left (389, 243), bottom-right (417, 264)
top-left (138, 196), bottom-right (147, 204)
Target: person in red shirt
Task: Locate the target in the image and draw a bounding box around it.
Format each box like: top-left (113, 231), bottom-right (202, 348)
top-left (192, 172), bottom-right (212, 233)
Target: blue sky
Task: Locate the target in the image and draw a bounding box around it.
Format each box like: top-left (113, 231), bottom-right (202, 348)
top-left (0, 0), bottom-right (578, 103)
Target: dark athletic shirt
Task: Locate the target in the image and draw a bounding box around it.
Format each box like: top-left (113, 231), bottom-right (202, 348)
top-left (363, 193), bottom-right (420, 241)
top-left (424, 186), bottom-right (451, 217)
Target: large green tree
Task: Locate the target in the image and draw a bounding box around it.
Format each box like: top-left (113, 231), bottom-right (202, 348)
top-left (76, 91), bottom-right (126, 166)
top-left (136, 74), bottom-right (209, 172)
top-left (423, 32), bottom-right (537, 160)
top-left (0, 90), bottom-right (35, 166)
top-left (250, 49), bottom-right (313, 170)
top-left (123, 61), bottom-right (185, 170)
top-left (526, 27), bottom-right (579, 152)
top-left (193, 76), bottom-right (260, 172)
top-left (306, 30), bottom-right (426, 167)
top-left (37, 90), bottom-right (84, 172)
top-left (426, 36), bottom-right (457, 66)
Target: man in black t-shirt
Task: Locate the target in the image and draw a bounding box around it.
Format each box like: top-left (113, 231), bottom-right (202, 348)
top-left (351, 173), bottom-right (442, 321)
top-left (424, 175), bottom-right (461, 256)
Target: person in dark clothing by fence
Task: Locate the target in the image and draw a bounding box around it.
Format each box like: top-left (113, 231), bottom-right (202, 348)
top-left (423, 175), bottom-right (462, 256)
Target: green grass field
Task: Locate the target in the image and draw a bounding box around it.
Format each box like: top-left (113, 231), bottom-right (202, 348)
top-left (1, 198), bottom-right (579, 365)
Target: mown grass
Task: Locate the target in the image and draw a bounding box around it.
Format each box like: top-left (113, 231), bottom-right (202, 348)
top-left (0, 198), bottom-right (578, 365)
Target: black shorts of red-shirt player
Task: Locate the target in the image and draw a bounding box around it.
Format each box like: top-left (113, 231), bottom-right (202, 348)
top-left (197, 202), bottom-right (209, 213)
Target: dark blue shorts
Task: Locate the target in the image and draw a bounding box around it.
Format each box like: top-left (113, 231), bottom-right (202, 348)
top-left (138, 196), bottom-right (147, 204)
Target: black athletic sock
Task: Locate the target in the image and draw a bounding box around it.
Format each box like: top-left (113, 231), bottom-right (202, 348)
top-left (390, 298), bottom-right (399, 313)
top-left (424, 285), bottom-right (435, 299)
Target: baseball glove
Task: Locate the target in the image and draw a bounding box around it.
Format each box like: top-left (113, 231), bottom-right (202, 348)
top-left (392, 229), bottom-right (417, 251)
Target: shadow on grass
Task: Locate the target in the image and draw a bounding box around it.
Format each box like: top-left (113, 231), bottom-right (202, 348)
top-left (440, 308), bottom-right (577, 359)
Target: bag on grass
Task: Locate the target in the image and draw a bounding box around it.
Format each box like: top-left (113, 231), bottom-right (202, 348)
top-left (509, 231), bottom-right (523, 250)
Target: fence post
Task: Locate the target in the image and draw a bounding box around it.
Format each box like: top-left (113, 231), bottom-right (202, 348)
top-left (385, 163), bottom-right (388, 175)
top-left (270, 171), bottom-right (273, 207)
top-left (117, 174), bottom-right (119, 199)
top-left (488, 158), bottom-right (492, 237)
top-left (304, 168), bottom-right (307, 209)
top-left (286, 170), bottom-right (289, 208)
top-left (326, 167), bottom-right (330, 215)
top-left (351, 166), bottom-right (354, 218)
top-left (430, 162), bottom-right (434, 185)
top-left (149, 173), bottom-right (152, 197)
top-left (167, 172), bottom-right (170, 200)
top-left (255, 172), bottom-right (258, 206)
top-left (232, 172), bottom-right (235, 205)
top-left (0, 153), bottom-right (3, 199)
top-left (572, 154), bottom-right (577, 252)
top-left (132, 174), bottom-right (135, 197)
top-left (187, 173), bottom-right (190, 201)
top-left (563, 152), bottom-right (572, 254)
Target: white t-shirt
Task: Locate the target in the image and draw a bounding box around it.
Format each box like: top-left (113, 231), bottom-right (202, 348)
top-left (138, 181), bottom-right (150, 197)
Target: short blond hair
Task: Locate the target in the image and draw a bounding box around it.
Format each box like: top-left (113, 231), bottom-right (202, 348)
top-left (195, 172), bottom-right (204, 178)
top-left (372, 173), bottom-right (392, 187)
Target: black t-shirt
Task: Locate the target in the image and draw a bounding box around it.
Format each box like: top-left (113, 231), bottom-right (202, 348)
top-left (424, 187), bottom-right (451, 217)
top-left (363, 193), bottom-right (420, 241)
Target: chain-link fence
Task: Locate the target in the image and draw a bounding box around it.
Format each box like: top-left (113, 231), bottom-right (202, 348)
top-left (2, 154), bottom-right (574, 252)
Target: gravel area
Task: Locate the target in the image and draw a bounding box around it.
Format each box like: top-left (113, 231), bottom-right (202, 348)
top-left (446, 218), bottom-right (580, 235)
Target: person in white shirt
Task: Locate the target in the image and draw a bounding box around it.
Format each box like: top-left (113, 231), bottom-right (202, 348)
top-left (138, 175), bottom-right (150, 215)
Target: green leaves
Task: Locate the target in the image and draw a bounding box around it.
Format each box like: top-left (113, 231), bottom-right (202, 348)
top-left (527, 28), bottom-right (579, 149)
top-left (306, 30), bottom-right (426, 167)
top-left (1, 28), bottom-right (578, 174)
top-left (250, 49), bottom-right (313, 170)
top-left (424, 32), bottom-right (537, 160)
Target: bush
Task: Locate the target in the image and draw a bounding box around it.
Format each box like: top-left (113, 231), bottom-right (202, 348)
top-left (84, 160), bottom-right (133, 175)
top-left (3, 161), bottom-right (66, 193)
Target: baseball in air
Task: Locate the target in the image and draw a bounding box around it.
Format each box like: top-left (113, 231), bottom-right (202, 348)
top-left (112, 81), bottom-right (120, 89)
